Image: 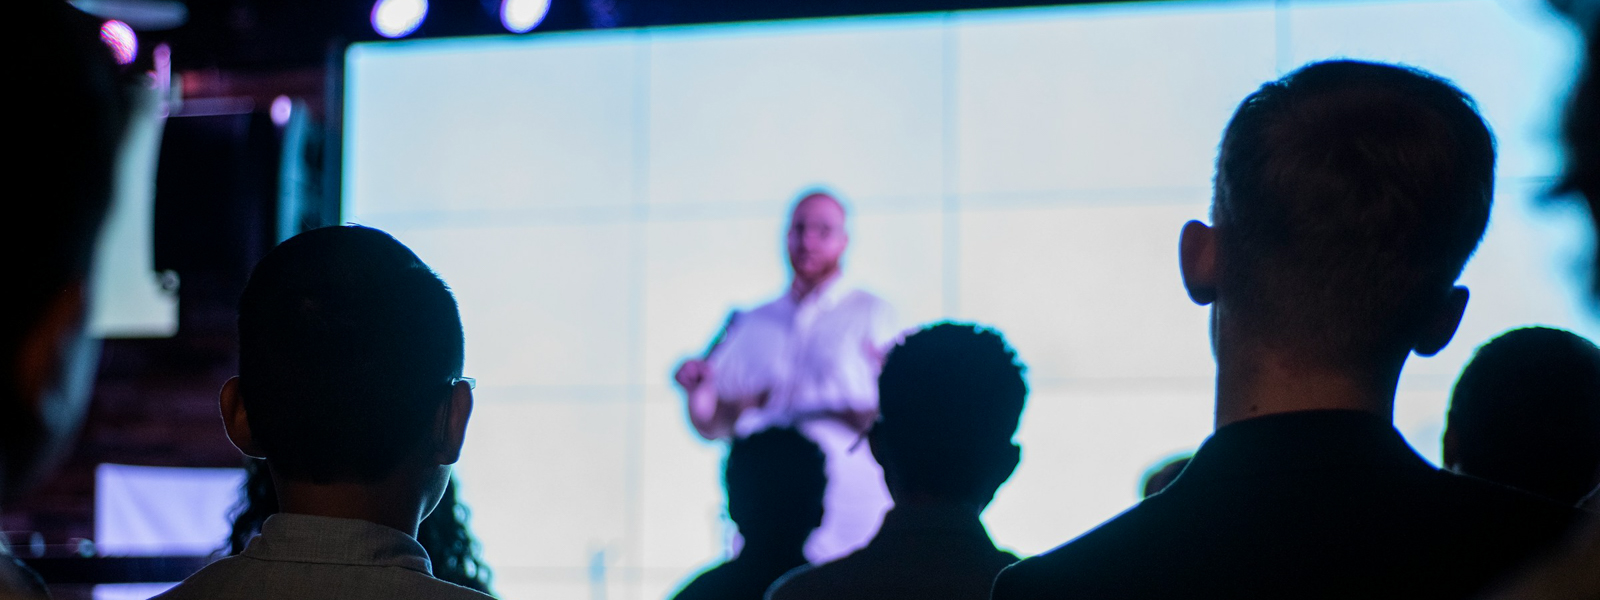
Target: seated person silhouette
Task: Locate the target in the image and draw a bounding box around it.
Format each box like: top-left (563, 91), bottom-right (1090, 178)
top-left (766, 323), bottom-right (1025, 600)
top-left (991, 60), bottom-right (1580, 600)
top-left (1444, 327), bottom-right (1600, 506)
top-left (156, 225), bottom-right (492, 600)
top-left (1139, 455), bottom-right (1191, 499)
top-left (672, 428), bottom-right (826, 600)
top-left (1479, 8), bottom-right (1600, 598)
top-left (227, 458), bottom-right (495, 594)
top-left (3, 3), bottom-right (132, 598)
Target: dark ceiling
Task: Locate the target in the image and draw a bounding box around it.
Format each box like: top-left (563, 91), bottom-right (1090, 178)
top-left (143, 0), bottom-right (1141, 70)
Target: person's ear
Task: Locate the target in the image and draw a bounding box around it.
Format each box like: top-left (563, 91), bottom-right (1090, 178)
top-left (1414, 286), bottom-right (1469, 357)
top-left (1441, 426), bottom-right (1460, 471)
top-left (16, 281), bottom-right (89, 412)
top-left (219, 377), bottom-right (265, 458)
top-left (969, 443), bottom-right (1023, 510)
top-left (1000, 443), bottom-right (1021, 483)
top-left (867, 425), bottom-right (901, 492)
top-left (985, 443), bottom-right (1022, 496)
top-left (1179, 220), bottom-right (1218, 306)
top-left (867, 426), bottom-right (886, 472)
top-left (433, 380), bottom-right (474, 465)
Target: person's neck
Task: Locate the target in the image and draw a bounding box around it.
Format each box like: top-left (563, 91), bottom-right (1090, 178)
top-left (789, 271), bottom-right (840, 303)
top-left (736, 535), bottom-right (808, 565)
top-left (890, 492), bottom-right (987, 519)
top-left (272, 472), bottom-right (432, 538)
top-left (1213, 335), bottom-right (1404, 430)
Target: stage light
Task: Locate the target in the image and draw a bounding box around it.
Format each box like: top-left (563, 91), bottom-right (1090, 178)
top-left (500, 0), bottom-right (551, 33)
top-left (270, 95), bottom-right (293, 126)
top-left (371, 0), bottom-right (427, 39)
top-left (99, 20), bottom-right (137, 65)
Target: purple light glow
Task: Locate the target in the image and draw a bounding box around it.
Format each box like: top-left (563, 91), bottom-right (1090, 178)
top-left (270, 96), bottom-right (293, 126)
top-left (100, 20), bottom-right (137, 65)
top-left (371, 0), bottom-right (427, 39)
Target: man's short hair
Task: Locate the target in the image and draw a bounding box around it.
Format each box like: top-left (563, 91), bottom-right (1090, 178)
top-left (1214, 60), bottom-right (1494, 364)
top-left (876, 322), bottom-right (1027, 498)
top-left (724, 428), bottom-right (826, 537)
top-left (238, 225), bottom-right (465, 484)
top-left (1448, 327), bottom-right (1600, 505)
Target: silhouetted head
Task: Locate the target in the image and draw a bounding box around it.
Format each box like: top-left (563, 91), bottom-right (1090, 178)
top-left (786, 191), bottom-right (848, 288)
top-left (1141, 455), bottom-right (1192, 498)
top-left (724, 428), bottom-right (826, 548)
top-left (226, 226), bottom-right (468, 494)
top-left (872, 323), bottom-right (1027, 509)
top-left (1445, 327), bottom-right (1600, 506)
top-left (1182, 60), bottom-right (1493, 373)
top-left (2, 2), bottom-right (132, 501)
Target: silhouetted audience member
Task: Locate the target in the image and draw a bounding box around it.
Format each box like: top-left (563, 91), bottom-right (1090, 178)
top-left (1444, 327), bottom-right (1600, 506)
top-left (992, 60), bottom-right (1580, 600)
top-left (226, 458), bottom-right (495, 594)
top-left (766, 323), bottom-right (1025, 600)
top-left (155, 226), bottom-right (491, 600)
top-left (1139, 455), bottom-right (1191, 498)
top-left (672, 429), bottom-right (826, 600)
top-left (2, 3), bottom-right (133, 598)
top-left (1476, 7), bottom-right (1600, 598)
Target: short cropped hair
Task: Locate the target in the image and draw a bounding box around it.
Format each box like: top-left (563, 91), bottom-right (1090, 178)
top-left (1214, 60), bottom-right (1494, 364)
top-left (238, 225), bottom-right (465, 483)
top-left (1448, 327), bottom-right (1600, 505)
top-left (876, 323), bottom-right (1027, 498)
top-left (725, 428), bottom-right (826, 538)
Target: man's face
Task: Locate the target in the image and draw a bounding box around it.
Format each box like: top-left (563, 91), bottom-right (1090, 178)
top-left (787, 195), bottom-right (848, 284)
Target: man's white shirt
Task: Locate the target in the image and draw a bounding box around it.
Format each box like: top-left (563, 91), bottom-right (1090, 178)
top-left (707, 279), bottom-right (900, 562)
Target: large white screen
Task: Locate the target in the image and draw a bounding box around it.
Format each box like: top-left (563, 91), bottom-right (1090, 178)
top-left (344, 1), bottom-right (1594, 598)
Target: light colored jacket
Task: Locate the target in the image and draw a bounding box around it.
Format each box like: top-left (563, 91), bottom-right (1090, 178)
top-left (155, 513), bottom-right (494, 600)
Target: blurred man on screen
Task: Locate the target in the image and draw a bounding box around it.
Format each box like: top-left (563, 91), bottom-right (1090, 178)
top-left (674, 190), bottom-right (899, 563)
top-left (991, 60), bottom-right (1579, 600)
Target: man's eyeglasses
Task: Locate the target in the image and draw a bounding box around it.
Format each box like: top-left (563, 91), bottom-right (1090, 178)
top-left (452, 377), bottom-right (477, 390)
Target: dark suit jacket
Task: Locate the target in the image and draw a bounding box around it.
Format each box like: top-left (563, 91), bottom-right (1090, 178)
top-left (674, 551), bottom-right (808, 600)
top-left (992, 410), bottom-right (1581, 600)
top-left (768, 502), bottom-right (1018, 600)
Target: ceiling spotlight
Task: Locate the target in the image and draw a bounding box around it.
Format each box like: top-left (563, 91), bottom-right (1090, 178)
top-left (99, 20), bottom-right (137, 65)
top-left (371, 0), bottom-right (428, 39)
top-left (270, 96), bottom-right (293, 126)
top-left (501, 0), bottom-right (551, 33)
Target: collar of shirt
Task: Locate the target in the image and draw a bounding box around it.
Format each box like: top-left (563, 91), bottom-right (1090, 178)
top-left (786, 275), bottom-right (852, 312)
top-left (242, 514), bottom-right (433, 576)
top-left (1166, 409), bottom-right (1433, 493)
